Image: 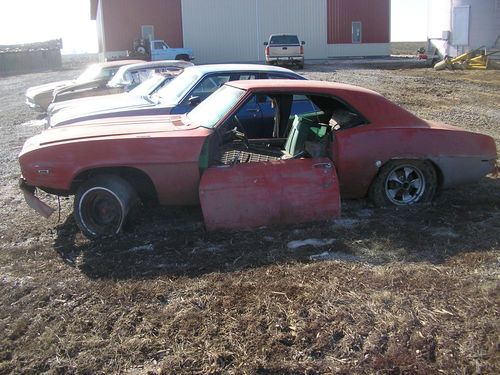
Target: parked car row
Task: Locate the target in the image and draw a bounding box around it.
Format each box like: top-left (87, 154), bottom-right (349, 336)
top-left (25, 59), bottom-right (193, 111)
top-left (20, 60), bottom-right (497, 239)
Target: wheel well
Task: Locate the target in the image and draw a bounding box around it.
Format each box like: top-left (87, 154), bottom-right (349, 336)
top-left (71, 167), bottom-right (158, 205)
top-left (368, 158), bottom-right (444, 197)
top-left (428, 159), bottom-right (444, 189)
top-left (175, 54), bottom-right (189, 61)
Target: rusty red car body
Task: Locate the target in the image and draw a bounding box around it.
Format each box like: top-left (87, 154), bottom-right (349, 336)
top-left (19, 80), bottom-right (497, 239)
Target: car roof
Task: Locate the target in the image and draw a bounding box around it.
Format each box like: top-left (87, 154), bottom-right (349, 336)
top-left (182, 64), bottom-right (300, 75)
top-left (227, 79), bottom-right (376, 94)
top-left (97, 60), bottom-right (145, 68)
top-left (116, 60), bottom-right (193, 72)
top-left (227, 79), bottom-right (424, 126)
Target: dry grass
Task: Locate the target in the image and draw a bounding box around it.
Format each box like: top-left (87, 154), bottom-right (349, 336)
top-left (0, 65), bottom-right (499, 374)
top-left (391, 42), bottom-right (427, 56)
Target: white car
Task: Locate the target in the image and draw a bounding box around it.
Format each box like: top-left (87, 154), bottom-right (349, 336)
top-left (106, 60), bottom-right (193, 91)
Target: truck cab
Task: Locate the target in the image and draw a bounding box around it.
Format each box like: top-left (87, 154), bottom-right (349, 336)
top-left (136, 39), bottom-right (194, 62)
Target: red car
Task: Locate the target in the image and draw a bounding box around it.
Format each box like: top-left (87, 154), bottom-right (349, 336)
top-left (19, 80), bottom-right (497, 239)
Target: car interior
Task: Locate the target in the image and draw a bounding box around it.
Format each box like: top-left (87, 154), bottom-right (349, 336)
top-left (205, 93), bottom-right (368, 167)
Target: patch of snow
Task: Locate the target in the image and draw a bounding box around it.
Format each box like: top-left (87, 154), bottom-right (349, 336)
top-left (309, 251), bottom-right (360, 262)
top-left (356, 209), bottom-right (374, 218)
top-left (21, 119), bottom-right (48, 127)
top-left (128, 244), bottom-right (154, 252)
top-left (206, 245), bottom-right (224, 253)
top-left (332, 218), bottom-right (360, 229)
top-left (287, 238), bottom-right (335, 250)
top-left (430, 227), bottom-right (460, 239)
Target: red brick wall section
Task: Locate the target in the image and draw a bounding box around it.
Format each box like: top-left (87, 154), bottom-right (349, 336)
top-left (327, 0), bottom-right (390, 44)
top-left (101, 0), bottom-right (183, 52)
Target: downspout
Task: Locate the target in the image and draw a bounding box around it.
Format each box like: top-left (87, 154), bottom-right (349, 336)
top-left (256, 0), bottom-right (261, 62)
top-left (97, 0), bottom-right (106, 61)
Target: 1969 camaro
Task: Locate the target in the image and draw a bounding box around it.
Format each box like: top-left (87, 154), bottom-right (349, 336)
top-left (19, 80), bottom-right (497, 239)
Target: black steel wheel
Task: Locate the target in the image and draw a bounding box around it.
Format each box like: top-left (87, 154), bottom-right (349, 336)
top-left (369, 160), bottom-right (437, 206)
top-left (74, 175), bottom-right (137, 239)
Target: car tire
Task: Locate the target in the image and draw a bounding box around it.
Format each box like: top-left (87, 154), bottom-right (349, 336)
top-left (369, 159), bottom-right (437, 207)
top-left (74, 175), bottom-right (138, 239)
top-left (175, 54), bottom-right (190, 62)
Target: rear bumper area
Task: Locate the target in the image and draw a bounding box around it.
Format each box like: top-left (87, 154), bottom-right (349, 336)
top-left (435, 157), bottom-right (498, 188)
top-left (266, 56), bottom-right (304, 64)
top-left (19, 178), bottom-right (55, 218)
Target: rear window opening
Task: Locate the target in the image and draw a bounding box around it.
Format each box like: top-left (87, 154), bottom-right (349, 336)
top-left (270, 35), bottom-right (300, 45)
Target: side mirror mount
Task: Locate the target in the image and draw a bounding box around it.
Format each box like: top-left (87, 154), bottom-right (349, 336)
top-left (301, 41), bottom-right (306, 45)
top-left (263, 42), bottom-right (268, 46)
top-left (188, 95), bottom-right (201, 107)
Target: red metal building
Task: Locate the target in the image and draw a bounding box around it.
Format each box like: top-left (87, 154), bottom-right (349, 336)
top-left (91, 0), bottom-right (390, 62)
top-left (90, 0), bottom-right (184, 59)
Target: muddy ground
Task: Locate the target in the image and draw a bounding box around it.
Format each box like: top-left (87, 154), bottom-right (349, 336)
top-left (0, 63), bottom-right (499, 374)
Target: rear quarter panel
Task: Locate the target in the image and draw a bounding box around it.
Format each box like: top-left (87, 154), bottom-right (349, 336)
top-left (332, 125), bottom-right (497, 198)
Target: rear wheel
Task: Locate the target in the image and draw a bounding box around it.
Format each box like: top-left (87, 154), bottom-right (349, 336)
top-left (369, 160), bottom-right (437, 206)
top-left (74, 175), bottom-right (137, 239)
top-left (175, 54), bottom-right (190, 61)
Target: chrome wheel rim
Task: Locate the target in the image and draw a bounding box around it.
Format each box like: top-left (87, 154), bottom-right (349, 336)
top-left (384, 165), bottom-right (425, 205)
top-left (79, 187), bottom-right (124, 236)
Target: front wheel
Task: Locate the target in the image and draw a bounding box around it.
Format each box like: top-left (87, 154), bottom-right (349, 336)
top-left (369, 160), bottom-right (437, 206)
top-left (74, 175), bottom-right (137, 239)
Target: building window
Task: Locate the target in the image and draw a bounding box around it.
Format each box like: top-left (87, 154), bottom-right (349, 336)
top-left (352, 22), bottom-right (362, 43)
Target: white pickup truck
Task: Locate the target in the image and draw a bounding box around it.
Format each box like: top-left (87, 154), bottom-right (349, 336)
top-left (264, 34), bottom-right (305, 69)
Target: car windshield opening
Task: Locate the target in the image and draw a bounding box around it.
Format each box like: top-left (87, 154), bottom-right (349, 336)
top-left (129, 74), bottom-right (167, 96)
top-left (76, 64), bottom-right (102, 83)
top-left (153, 70), bottom-right (200, 104)
top-left (187, 85), bottom-right (245, 128)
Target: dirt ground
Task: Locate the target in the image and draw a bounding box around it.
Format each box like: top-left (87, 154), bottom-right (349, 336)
top-left (0, 63), bottom-right (499, 374)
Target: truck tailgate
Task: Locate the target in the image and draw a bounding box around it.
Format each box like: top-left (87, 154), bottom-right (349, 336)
top-left (269, 45), bottom-right (301, 57)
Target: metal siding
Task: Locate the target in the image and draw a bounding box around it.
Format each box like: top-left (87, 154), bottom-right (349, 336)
top-left (255, 0), bottom-right (328, 60)
top-left (327, 0), bottom-right (390, 44)
top-left (182, 0), bottom-right (327, 63)
top-left (102, 0), bottom-right (183, 53)
top-left (453, 0), bottom-right (498, 48)
top-left (327, 43), bottom-right (390, 57)
top-left (182, 0), bottom-right (257, 63)
top-left (428, 0), bottom-right (499, 55)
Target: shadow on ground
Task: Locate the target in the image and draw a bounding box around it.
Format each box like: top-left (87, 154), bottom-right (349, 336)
top-left (53, 177), bottom-right (500, 280)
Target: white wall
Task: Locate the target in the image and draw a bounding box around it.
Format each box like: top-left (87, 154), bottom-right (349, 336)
top-left (427, 0), bottom-right (500, 57)
top-left (427, 0), bottom-right (451, 39)
top-left (327, 43), bottom-right (391, 58)
top-left (454, 0), bottom-right (499, 48)
top-left (182, 0), bottom-right (328, 63)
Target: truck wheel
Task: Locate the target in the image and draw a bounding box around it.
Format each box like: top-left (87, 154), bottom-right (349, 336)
top-left (74, 175), bottom-right (137, 239)
top-left (175, 54), bottom-right (190, 61)
top-left (369, 160), bottom-right (437, 207)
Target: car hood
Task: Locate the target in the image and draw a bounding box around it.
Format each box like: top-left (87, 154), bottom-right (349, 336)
top-left (26, 80), bottom-right (75, 98)
top-left (49, 94), bottom-right (158, 126)
top-left (22, 114), bottom-right (199, 152)
top-left (53, 79), bottom-right (105, 96)
top-left (48, 93), bottom-right (130, 114)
